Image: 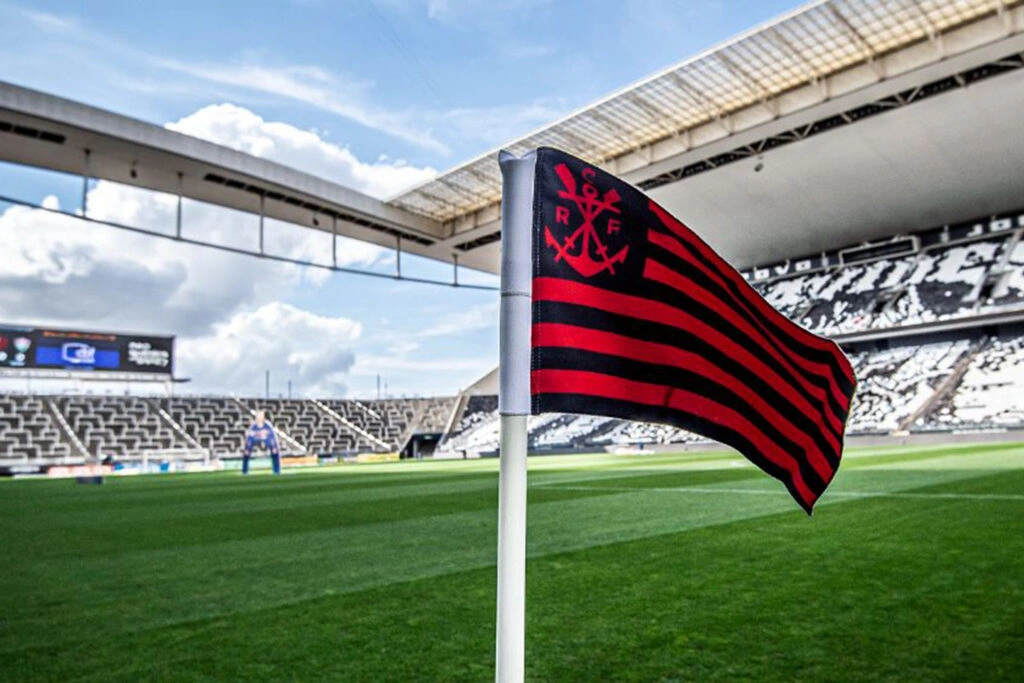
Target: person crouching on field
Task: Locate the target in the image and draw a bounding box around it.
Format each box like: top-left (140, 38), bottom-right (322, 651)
top-left (243, 410), bottom-right (281, 475)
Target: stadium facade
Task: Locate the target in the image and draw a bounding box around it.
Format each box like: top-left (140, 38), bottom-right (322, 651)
top-left (1, 0), bottom-right (1023, 468)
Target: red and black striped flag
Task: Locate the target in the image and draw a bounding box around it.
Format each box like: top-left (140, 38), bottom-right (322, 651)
top-left (530, 147), bottom-right (856, 513)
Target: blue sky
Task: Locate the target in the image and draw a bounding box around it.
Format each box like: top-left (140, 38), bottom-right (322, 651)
top-left (0, 0), bottom-right (798, 398)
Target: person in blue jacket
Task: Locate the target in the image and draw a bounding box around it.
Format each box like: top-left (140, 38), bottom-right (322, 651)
top-left (243, 410), bottom-right (281, 475)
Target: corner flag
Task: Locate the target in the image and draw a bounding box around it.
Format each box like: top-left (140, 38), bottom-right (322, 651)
top-left (494, 147), bottom-right (856, 683)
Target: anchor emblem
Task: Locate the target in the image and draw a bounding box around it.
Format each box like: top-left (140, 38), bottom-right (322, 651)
top-left (544, 162), bottom-right (629, 278)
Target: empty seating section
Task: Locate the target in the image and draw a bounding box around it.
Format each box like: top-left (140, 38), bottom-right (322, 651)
top-left (881, 239), bottom-right (1006, 326)
top-left (756, 236), bottom-right (1021, 335)
top-left (321, 397), bottom-right (458, 451)
top-left (439, 409), bottom-right (717, 455)
top-left (592, 420), bottom-right (705, 446)
top-left (802, 256), bottom-right (918, 334)
top-left (844, 340), bottom-right (972, 433)
top-left (0, 395), bottom-right (73, 461)
top-left (921, 335), bottom-right (1024, 430)
top-left (757, 269), bottom-right (833, 323)
top-left (532, 415), bottom-right (620, 449)
top-left (161, 397), bottom-right (250, 456)
top-left (441, 414), bottom-right (501, 454)
top-left (56, 396), bottom-right (190, 458)
top-left (244, 399), bottom-right (372, 454)
top-left (1, 395), bottom-right (469, 461)
top-left (324, 399), bottom-right (410, 449)
top-left (418, 398), bottom-right (458, 433)
top-left (450, 396), bottom-right (497, 434)
top-left (441, 396), bottom-right (499, 454)
top-left (988, 240), bottom-right (1024, 308)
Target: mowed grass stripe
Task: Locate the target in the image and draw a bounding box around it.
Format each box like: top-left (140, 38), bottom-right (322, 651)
top-left (0, 468), bottom-right (500, 512)
top-left (544, 470), bottom-right (1024, 502)
top-left (3, 474), bottom-right (505, 540)
top-left (2, 485), bottom-right (618, 562)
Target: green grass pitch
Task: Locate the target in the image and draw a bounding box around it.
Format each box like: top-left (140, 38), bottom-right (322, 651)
top-left (2, 441), bottom-right (1023, 681)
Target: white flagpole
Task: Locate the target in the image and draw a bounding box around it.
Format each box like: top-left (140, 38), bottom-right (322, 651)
top-left (496, 149), bottom-right (536, 683)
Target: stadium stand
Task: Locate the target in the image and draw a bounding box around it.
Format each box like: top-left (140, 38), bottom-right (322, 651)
top-left (433, 225), bottom-right (1024, 455)
top-left (322, 397), bottom-right (458, 451)
top-left (242, 398), bottom-right (371, 455)
top-left (0, 395), bottom-right (75, 461)
top-left (3, 221), bottom-right (1022, 463)
top-left (591, 421), bottom-right (706, 448)
top-left (55, 396), bottom-right (193, 458)
top-left (757, 234), bottom-right (1022, 336)
top-left (843, 339), bottom-right (976, 434)
top-left (0, 394), bottom-right (462, 462)
top-left (161, 397), bottom-right (252, 458)
top-left (876, 239), bottom-right (1008, 328)
top-left (920, 334), bottom-right (1024, 431)
top-left (987, 237), bottom-right (1024, 309)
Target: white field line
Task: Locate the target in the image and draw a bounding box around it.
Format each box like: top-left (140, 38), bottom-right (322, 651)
top-left (540, 485), bottom-right (1024, 502)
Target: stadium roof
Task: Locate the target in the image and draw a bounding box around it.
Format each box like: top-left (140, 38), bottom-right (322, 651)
top-left (391, 0), bottom-right (1022, 224)
top-left (1, 0), bottom-right (1022, 276)
top-left (0, 82), bottom-right (474, 272)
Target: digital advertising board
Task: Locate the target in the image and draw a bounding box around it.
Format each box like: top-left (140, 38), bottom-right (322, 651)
top-left (0, 324), bottom-right (173, 375)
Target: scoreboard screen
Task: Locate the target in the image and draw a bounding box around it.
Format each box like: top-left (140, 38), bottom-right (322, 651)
top-left (0, 324), bottom-right (174, 375)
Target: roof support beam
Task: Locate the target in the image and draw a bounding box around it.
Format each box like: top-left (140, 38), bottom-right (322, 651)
top-left (767, 27), bottom-right (829, 99)
top-left (625, 92), bottom-right (689, 137)
top-left (670, 72), bottom-right (733, 134)
top-left (588, 109), bottom-right (635, 143)
top-left (901, 0), bottom-right (945, 57)
top-left (827, 3), bottom-right (884, 79)
top-left (553, 125), bottom-right (600, 154)
top-left (437, 176), bottom-right (485, 205)
top-left (717, 51), bottom-right (779, 118)
top-left (995, 0), bottom-right (1014, 34)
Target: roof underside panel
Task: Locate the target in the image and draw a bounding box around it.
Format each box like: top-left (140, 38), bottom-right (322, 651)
top-left (389, 0), bottom-right (1014, 223)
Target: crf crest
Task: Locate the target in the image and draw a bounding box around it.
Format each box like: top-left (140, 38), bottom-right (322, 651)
top-left (544, 163), bottom-right (629, 278)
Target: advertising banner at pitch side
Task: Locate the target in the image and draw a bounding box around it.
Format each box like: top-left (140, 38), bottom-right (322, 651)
top-left (0, 324), bottom-right (174, 375)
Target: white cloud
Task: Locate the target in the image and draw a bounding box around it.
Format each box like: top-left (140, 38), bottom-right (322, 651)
top-left (349, 350), bottom-right (494, 397)
top-left (8, 4), bottom-right (450, 154)
top-left (157, 58), bottom-right (451, 155)
top-left (419, 302), bottom-right (498, 337)
top-left (166, 104), bottom-right (436, 198)
top-left (17, 8), bottom-right (76, 31)
top-left (0, 191), bottom-right (332, 336)
top-left (7, 4), bottom-right (565, 158)
top-left (501, 41), bottom-right (557, 60)
top-left (158, 60), bottom-right (564, 156)
top-left (179, 302), bottom-right (362, 397)
top-left (423, 0), bottom-right (552, 28)
top-left (422, 98), bottom-right (565, 152)
top-left (0, 104), bottom-right (438, 397)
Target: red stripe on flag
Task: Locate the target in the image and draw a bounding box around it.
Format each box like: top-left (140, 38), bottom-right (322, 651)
top-left (647, 229), bottom-right (852, 412)
top-left (533, 322), bottom-right (839, 478)
top-left (643, 256), bottom-right (851, 417)
top-left (533, 276), bottom-right (846, 439)
top-left (531, 368), bottom-right (818, 508)
top-left (648, 201), bottom-right (856, 388)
